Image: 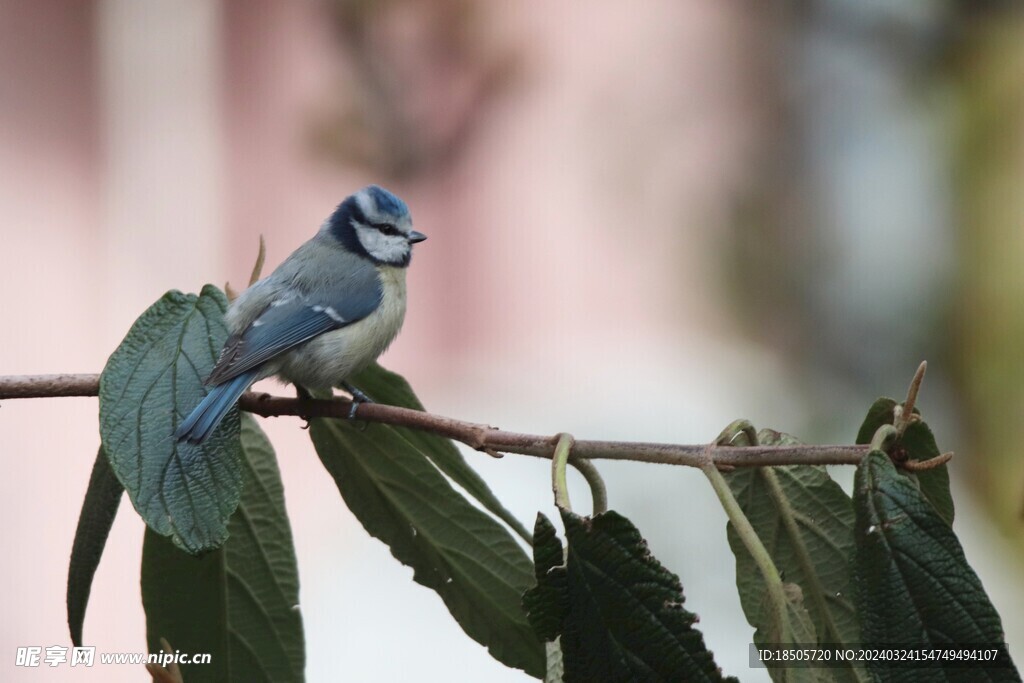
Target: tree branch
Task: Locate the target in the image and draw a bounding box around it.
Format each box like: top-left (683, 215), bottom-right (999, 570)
top-left (0, 373), bottom-right (874, 468)
top-left (0, 374), bottom-right (100, 398)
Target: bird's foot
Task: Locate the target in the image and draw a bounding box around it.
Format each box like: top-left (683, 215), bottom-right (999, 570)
top-left (342, 381), bottom-right (374, 420)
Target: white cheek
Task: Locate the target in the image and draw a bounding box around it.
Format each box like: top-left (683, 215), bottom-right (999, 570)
top-left (355, 225), bottom-right (409, 263)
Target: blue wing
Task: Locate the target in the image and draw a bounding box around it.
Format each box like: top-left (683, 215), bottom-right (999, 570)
top-left (204, 268), bottom-right (383, 386)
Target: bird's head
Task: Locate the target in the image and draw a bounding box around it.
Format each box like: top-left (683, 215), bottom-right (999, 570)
top-left (327, 185), bottom-right (426, 267)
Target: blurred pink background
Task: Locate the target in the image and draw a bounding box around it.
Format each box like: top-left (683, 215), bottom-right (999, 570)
top-left (2, 1), bottom-right (1022, 681)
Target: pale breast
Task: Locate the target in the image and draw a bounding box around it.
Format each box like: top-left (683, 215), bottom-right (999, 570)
top-left (276, 266), bottom-right (408, 389)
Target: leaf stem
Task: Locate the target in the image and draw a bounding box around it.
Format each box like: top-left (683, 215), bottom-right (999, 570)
top-left (701, 459), bottom-right (792, 644)
top-left (760, 469), bottom-right (849, 649)
top-left (551, 433), bottom-right (574, 510)
top-left (870, 425), bottom-right (899, 454)
top-left (569, 457), bottom-right (608, 515)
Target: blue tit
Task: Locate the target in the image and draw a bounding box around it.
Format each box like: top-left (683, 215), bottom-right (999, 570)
top-left (174, 185), bottom-right (426, 444)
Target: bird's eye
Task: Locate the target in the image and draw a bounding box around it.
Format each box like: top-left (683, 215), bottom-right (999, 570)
top-left (371, 222), bottom-right (401, 236)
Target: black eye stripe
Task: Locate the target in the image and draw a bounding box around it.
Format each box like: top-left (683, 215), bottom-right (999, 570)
top-left (370, 222), bottom-right (402, 236)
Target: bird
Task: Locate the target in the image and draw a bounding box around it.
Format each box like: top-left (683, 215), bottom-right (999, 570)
top-left (174, 185), bottom-right (426, 444)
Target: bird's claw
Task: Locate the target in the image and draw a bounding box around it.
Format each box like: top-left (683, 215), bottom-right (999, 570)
top-left (342, 381), bottom-right (374, 422)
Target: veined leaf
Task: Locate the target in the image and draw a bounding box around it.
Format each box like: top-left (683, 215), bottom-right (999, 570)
top-left (67, 447), bottom-right (124, 646)
top-left (345, 363), bottom-right (532, 543)
top-left (99, 286), bottom-right (242, 553)
top-left (901, 420), bottom-right (954, 526)
top-left (142, 416), bottom-right (304, 682)
top-left (777, 583), bottom-right (830, 683)
top-left (558, 509), bottom-right (736, 683)
top-left (856, 397), bottom-right (953, 525)
top-left (855, 398), bottom-right (900, 446)
top-left (309, 406), bottom-right (544, 677)
top-left (143, 536), bottom-right (228, 681)
top-left (523, 513), bottom-right (567, 642)
top-left (724, 430), bottom-right (865, 683)
top-left (853, 451), bottom-right (1018, 683)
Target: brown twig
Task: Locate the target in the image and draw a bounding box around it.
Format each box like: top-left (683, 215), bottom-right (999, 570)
top-left (896, 360), bottom-right (927, 434)
top-left (902, 452), bottom-right (954, 472)
top-left (0, 374), bottom-right (100, 398)
top-left (248, 234), bottom-right (267, 286)
top-left (0, 373), bottom-right (877, 469)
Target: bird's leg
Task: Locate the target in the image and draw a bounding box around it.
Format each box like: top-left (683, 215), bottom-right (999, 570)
top-left (341, 381), bottom-right (374, 420)
top-left (342, 382), bottom-right (374, 404)
top-left (294, 383), bottom-right (313, 429)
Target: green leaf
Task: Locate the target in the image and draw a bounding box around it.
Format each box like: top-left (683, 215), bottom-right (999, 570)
top-left (558, 509), bottom-right (736, 683)
top-left (346, 362), bottom-right (532, 542)
top-left (855, 397), bottom-right (899, 446)
top-left (855, 397), bottom-right (954, 525)
top-left (143, 535), bottom-right (229, 681)
top-left (853, 451), bottom-right (1019, 683)
top-left (724, 430), bottom-right (866, 683)
top-left (523, 513), bottom-right (567, 642)
top-left (67, 447), bottom-right (123, 647)
top-left (748, 582), bottom-right (832, 683)
top-left (776, 584), bottom-right (830, 683)
top-left (142, 416), bottom-right (304, 682)
top-left (902, 421), bottom-right (954, 526)
top-left (225, 416), bottom-right (305, 678)
top-left (309, 403), bottom-right (544, 678)
top-left (99, 286), bottom-right (242, 553)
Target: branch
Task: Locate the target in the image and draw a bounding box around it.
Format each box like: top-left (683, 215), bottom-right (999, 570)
top-left (0, 374), bottom-right (100, 398)
top-left (0, 373), bottom-right (875, 468)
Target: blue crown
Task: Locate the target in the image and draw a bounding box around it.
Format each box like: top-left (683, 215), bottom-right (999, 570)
top-left (366, 185), bottom-right (409, 218)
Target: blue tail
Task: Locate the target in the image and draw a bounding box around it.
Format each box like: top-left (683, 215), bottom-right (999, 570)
top-left (174, 371), bottom-right (259, 444)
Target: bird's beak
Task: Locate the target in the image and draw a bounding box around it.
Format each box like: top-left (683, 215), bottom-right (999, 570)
top-left (408, 230), bottom-right (427, 244)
